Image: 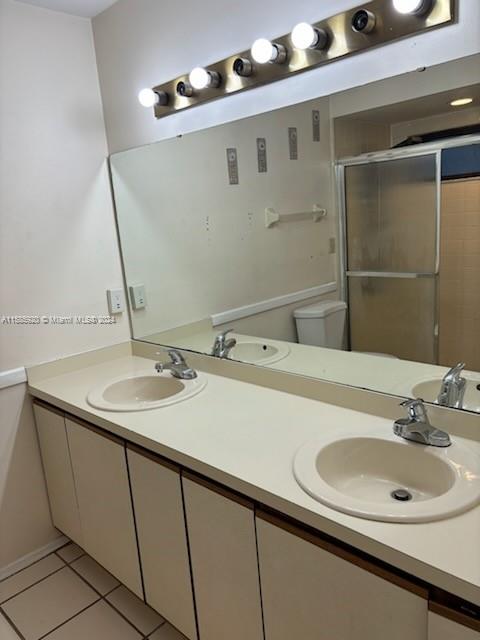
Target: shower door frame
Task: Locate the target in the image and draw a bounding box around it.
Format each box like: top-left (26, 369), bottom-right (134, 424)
top-left (336, 134), bottom-right (480, 363)
top-left (336, 145), bottom-right (443, 362)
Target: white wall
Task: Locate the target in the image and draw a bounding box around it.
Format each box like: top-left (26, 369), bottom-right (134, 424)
top-left (93, 0), bottom-right (480, 154)
top-left (0, 0), bottom-right (130, 570)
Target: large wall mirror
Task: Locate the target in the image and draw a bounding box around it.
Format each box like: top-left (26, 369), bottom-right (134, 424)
top-left (110, 53), bottom-right (480, 415)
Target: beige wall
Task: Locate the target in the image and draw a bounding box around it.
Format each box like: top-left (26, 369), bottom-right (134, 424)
top-left (439, 178), bottom-right (480, 370)
top-left (334, 118), bottom-right (391, 159)
top-left (111, 98), bottom-right (337, 341)
top-left (0, 0), bottom-right (130, 571)
top-left (92, 0), bottom-right (480, 154)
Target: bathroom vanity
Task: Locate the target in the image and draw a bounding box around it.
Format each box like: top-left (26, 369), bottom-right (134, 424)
top-left (28, 346), bottom-right (480, 640)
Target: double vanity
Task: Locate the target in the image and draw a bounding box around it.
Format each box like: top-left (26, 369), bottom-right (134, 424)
top-left (27, 343), bottom-right (480, 640)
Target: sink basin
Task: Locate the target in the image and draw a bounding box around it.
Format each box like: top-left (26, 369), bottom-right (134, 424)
top-left (413, 378), bottom-right (480, 413)
top-left (87, 370), bottom-right (207, 412)
top-left (293, 430), bottom-right (480, 522)
top-left (229, 340), bottom-right (290, 366)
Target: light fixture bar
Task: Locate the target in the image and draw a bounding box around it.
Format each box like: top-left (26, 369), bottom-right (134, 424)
top-left (150, 0), bottom-right (455, 119)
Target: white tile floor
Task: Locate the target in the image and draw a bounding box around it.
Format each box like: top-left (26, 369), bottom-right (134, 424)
top-left (0, 543), bottom-right (188, 640)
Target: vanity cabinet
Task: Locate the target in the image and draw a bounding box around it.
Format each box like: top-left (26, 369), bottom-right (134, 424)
top-left (65, 418), bottom-right (143, 598)
top-left (182, 474), bottom-right (264, 640)
top-left (126, 446), bottom-right (197, 640)
top-left (428, 610), bottom-right (480, 639)
top-left (256, 511), bottom-right (428, 640)
top-left (33, 402), bottom-right (82, 545)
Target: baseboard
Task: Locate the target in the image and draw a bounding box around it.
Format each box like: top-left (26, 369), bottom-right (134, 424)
top-left (0, 535), bottom-right (69, 581)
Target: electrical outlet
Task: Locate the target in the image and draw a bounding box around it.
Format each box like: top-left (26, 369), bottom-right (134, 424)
top-left (106, 288), bottom-right (125, 314)
top-left (129, 284), bottom-right (146, 310)
top-left (329, 237), bottom-right (336, 254)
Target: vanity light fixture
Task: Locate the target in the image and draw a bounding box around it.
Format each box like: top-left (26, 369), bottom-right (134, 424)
top-left (450, 98), bottom-right (473, 107)
top-left (176, 80), bottom-right (194, 98)
top-left (392, 0), bottom-right (432, 15)
top-left (138, 88), bottom-right (169, 108)
top-left (146, 0), bottom-right (455, 119)
top-left (291, 23), bottom-right (329, 51)
top-left (188, 67), bottom-right (222, 90)
top-left (251, 38), bottom-right (287, 64)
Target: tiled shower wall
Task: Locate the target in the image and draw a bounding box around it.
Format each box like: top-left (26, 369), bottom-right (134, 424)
top-left (439, 178), bottom-right (480, 370)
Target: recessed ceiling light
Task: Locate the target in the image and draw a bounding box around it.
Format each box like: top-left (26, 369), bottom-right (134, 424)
top-left (450, 98), bottom-right (474, 107)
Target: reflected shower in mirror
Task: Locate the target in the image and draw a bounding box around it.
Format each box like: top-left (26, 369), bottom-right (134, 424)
top-left (110, 53), bottom-right (480, 415)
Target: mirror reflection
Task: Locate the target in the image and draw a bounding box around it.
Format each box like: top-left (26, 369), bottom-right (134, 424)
top-left (110, 54), bottom-right (480, 414)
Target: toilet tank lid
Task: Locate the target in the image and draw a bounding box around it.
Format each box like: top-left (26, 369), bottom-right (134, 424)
top-left (294, 300), bottom-right (347, 319)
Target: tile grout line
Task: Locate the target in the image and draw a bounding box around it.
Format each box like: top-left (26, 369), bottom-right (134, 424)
top-left (103, 591), bottom-right (164, 638)
top-left (143, 619), bottom-right (167, 639)
top-left (37, 597), bottom-right (103, 640)
top-left (0, 563), bottom-right (67, 607)
top-left (1, 607), bottom-right (26, 640)
top-left (54, 548), bottom-right (86, 565)
top-left (1, 549), bottom-right (169, 640)
top-left (67, 564), bottom-right (162, 638)
top-left (0, 547), bottom-right (70, 585)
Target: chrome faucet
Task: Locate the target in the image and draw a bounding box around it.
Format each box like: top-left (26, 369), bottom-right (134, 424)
top-left (155, 350), bottom-right (198, 380)
top-left (393, 399), bottom-right (451, 448)
top-left (211, 328), bottom-right (237, 359)
top-left (437, 362), bottom-right (466, 409)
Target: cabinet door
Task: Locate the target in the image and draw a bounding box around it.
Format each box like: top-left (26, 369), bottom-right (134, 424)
top-left (257, 513), bottom-right (428, 640)
top-left (182, 475), bottom-right (264, 640)
top-left (127, 447), bottom-right (197, 640)
top-left (33, 403), bottom-right (82, 545)
top-left (428, 611), bottom-right (480, 639)
top-left (65, 418), bottom-right (143, 598)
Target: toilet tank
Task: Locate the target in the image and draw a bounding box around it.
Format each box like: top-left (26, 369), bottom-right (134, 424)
top-left (294, 301), bottom-right (347, 349)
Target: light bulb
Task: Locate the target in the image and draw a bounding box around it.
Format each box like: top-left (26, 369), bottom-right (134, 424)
top-left (138, 88), bottom-right (159, 108)
top-left (189, 67), bottom-right (210, 90)
top-left (251, 38), bottom-right (285, 64)
top-left (392, 0), bottom-right (432, 15)
top-left (291, 22), bottom-right (328, 50)
top-left (188, 67), bottom-right (221, 90)
top-left (138, 88), bottom-right (168, 108)
top-left (450, 98), bottom-right (473, 107)
top-left (291, 23), bottom-right (318, 49)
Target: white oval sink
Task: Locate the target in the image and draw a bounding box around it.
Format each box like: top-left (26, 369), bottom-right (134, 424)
top-left (230, 340), bottom-right (290, 366)
top-left (413, 378), bottom-right (480, 413)
top-left (294, 431), bottom-right (480, 522)
top-left (87, 370), bottom-right (207, 412)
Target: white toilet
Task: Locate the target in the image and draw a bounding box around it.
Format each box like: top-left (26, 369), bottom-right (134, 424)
top-left (294, 300), bottom-right (347, 349)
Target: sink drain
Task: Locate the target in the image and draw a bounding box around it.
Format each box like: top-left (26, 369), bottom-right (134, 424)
top-left (391, 489), bottom-right (412, 502)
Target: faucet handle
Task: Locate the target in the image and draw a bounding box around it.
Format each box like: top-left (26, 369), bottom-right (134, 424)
top-left (400, 398), bottom-right (428, 422)
top-left (166, 349), bottom-right (186, 365)
top-left (217, 328), bottom-right (234, 340)
top-left (443, 362), bottom-right (466, 383)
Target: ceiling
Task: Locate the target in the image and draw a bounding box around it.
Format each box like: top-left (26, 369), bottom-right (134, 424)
top-left (343, 84), bottom-right (480, 126)
top-left (15, 0), bottom-right (118, 17)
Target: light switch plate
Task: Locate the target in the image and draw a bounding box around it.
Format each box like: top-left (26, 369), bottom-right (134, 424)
top-left (107, 288), bottom-right (125, 314)
top-left (129, 284), bottom-right (146, 310)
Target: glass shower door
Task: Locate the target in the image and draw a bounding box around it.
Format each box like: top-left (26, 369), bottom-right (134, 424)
top-left (343, 153), bottom-right (438, 363)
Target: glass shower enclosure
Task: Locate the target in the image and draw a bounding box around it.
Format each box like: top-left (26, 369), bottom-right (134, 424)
top-left (337, 150), bottom-right (440, 364)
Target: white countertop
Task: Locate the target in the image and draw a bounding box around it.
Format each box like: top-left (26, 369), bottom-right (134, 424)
top-left (28, 353), bottom-right (480, 606)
